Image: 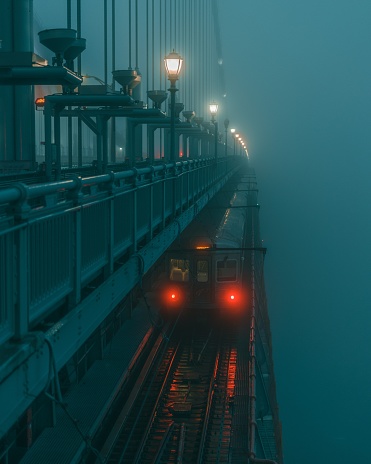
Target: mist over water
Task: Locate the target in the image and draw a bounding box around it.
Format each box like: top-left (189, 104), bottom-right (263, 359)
top-left (219, 1), bottom-right (371, 462)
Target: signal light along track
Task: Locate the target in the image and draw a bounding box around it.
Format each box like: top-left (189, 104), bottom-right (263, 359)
top-left (94, 315), bottom-right (240, 463)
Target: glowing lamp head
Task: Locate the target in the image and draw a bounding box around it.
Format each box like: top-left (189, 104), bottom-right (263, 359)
top-left (229, 294), bottom-right (235, 301)
top-left (209, 102), bottom-right (219, 116)
top-left (230, 128), bottom-right (236, 134)
top-left (164, 50), bottom-right (183, 82)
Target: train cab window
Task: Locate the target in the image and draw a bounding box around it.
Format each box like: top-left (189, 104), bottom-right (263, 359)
top-left (216, 259), bottom-right (237, 282)
top-left (197, 260), bottom-right (209, 282)
top-left (170, 259), bottom-right (190, 282)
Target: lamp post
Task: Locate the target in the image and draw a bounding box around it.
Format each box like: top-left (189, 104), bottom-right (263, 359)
top-left (164, 50), bottom-right (183, 162)
top-left (224, 119), bottom-right (229, 158)
top-left (231, 128), bottom-right (236, 156)
top-left (209, 102), bottom-right (218, 162)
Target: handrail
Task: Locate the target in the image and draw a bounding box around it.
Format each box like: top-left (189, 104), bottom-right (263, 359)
top-left (248, 209), bottom-right (279, 464)
top-left (0, 157), bottom-right (220, 211)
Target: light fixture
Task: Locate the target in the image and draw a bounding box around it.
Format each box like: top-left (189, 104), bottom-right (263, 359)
top-left (209, 102), bottom-right (219, 161)
top-left (164, 50), bottom-right (183, 162)
top-left (164, 50), bottom-right (183, 83)
top-left (209, 102), bottom-right (219, 119)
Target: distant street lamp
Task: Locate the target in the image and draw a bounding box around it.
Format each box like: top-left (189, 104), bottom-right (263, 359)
top-left (231, 128), bottom-right (236, 156)
top-left (224, 119), bottom-right (229, 158)
top-left (164, 50), bottom-right (183, 162)
top-left (209, 102), bottom-right (219, 162)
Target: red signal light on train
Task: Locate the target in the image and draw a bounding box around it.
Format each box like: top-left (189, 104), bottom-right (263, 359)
top-left (222, 288), bottom-right (243, 307)
top-left (164, 287), bottom-right (183, 306)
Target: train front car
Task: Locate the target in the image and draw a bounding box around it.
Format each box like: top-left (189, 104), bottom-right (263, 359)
top-left (212, 188), bottom-right (249, 315)
top-left (162, 180), bottom-right (250, 318)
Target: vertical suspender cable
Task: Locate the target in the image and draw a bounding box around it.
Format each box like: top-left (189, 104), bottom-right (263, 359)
top-left (158, 0), bottom-right (161, 87)
top-left (183, 0), bottom-right (186, 108)
top-left (152, 0), bottom-right (155, 89)
top-left (135, 0), bottom-right (139, 70)
top-left (111, 0), bottom-right (116, 162)
top-left (77, 0), bottom-right (82, 166)
top-left (128, 0), bottom-right (132, 68)
top-left (190, 0), bottom-right (193, 112)
top-left (164, 0), bottom-right (167, 89)
top-left (169, 0), bottom-right (172, 48)
top-left (187, 0), bottom-right (191, 111)
top-left (67, 0), bottom-right (72, 168)
top-left (104, 0), bottom-right (107, 86)
top-left (160, 0), bottom-right (163, 156)
top-left (112, 0), bottom-right (116, 85)
top-left (146, 0), bottom-right (149, 99)
top-left (174, 0), bottom-right (177, 50)
top-left (209, 0), bottom-right (212, 104)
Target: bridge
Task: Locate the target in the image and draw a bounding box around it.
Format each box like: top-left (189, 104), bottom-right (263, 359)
top-left (0, 1), bottom-right (283, 462)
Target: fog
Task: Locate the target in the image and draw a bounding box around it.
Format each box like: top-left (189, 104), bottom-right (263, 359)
top-left (31, 0), bottom-right (371, 461)
top-left (219, 1), bottom-right (371, 463)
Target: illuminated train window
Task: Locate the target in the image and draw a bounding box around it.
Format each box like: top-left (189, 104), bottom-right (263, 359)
top-left (197, 260), bottom-right (209, 282)
top-left (216, 260), bottom-right (237, 282)
top-left (170, 259), bottom-right (190, 282)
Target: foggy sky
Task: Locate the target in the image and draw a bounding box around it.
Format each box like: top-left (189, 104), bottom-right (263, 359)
top-left (219, 1), bottom-right (371, 463)
top-left (31, 0), bottom-right (371, 462)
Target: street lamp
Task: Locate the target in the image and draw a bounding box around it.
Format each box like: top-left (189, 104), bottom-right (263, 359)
top-left (230, 128), bottom-right (236, 156)
top-left (224, 119), bottom-right (229, 158)
top-left (164, 50), bottom-right (183, 162)
top-left (209, 102), bottom-right (218, 161)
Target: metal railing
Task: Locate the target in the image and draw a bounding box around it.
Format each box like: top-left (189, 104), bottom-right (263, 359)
top-left (0, 157), bottom-right (238, 344)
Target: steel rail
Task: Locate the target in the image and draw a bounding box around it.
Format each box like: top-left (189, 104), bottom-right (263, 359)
top-left (132, 337), bottom-right (183, 464)
top-left (196, 330), bottom-right (221, 463)
top-left (97, 330), bottom-right (165, 462)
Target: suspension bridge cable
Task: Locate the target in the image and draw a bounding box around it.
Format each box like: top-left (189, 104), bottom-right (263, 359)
top-left (128, 0), bottom-right (132, 68)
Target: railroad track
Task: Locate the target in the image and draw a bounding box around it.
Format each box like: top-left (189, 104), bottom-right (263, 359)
top-left (94, 315), bottom-right (239, 464)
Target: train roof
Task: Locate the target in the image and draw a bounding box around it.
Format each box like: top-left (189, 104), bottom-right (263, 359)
top-left (214, 189), bottom-right (249, 249)
top-left (167, 177), bottom-right (251, 252)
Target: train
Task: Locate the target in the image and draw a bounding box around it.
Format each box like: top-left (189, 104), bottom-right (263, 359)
top-left (160, 177), bottom-right (252, 317)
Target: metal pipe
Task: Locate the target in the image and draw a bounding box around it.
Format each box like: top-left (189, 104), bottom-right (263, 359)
top-left (0, 158), bottom-right (220, 206)
top-left (45, 94), bottom-right (133, 107)
top-left (0, 188), bottom-right (22, 203)
top-left (0, 67), bottom-right (83, 86)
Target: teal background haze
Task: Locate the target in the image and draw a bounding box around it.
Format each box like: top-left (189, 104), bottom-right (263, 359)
top-left (32, 0), bottom-right (371, 461)
top-left (219, 1), bottom-right (371, 463)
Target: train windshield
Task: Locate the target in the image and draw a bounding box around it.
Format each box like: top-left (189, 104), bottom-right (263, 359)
top-left (170, 259), bottom-right (190, 282)
top-left (216, 259), bottom-right (237, 282)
